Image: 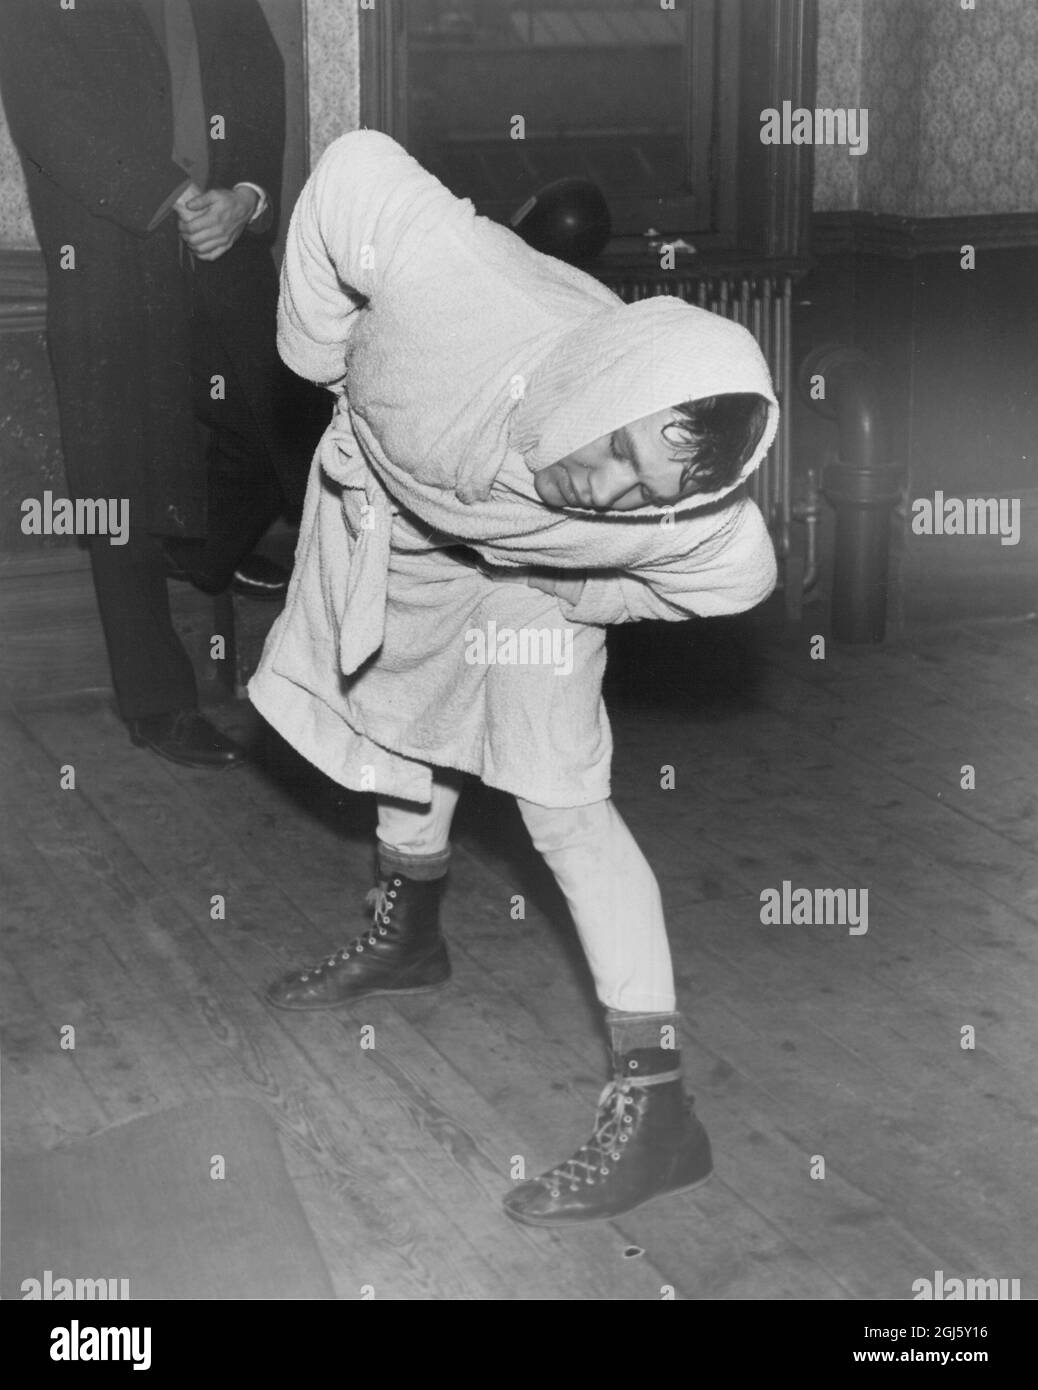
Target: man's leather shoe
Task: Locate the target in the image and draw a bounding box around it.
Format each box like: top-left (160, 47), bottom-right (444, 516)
top-left (161, 542), bottom-right (228, 596)
top-left (127, 710), bottom-right (246, 769)
top-left (163, 545), bottom-right (288, 600)
top-left (231, 555), bottom-right (288, 600)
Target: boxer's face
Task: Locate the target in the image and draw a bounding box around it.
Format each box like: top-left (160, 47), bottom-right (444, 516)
top-left (533, 407), bottom-right (695, 512)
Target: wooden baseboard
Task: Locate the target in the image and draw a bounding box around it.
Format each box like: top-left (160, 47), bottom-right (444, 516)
top-left (812, 210), bottom-right (1038, 260)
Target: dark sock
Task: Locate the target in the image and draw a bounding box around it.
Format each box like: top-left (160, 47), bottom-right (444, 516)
top-left (376, 840), bottom-right (451, 882)
top-left (606, 1009), bottom-right (683, 1082)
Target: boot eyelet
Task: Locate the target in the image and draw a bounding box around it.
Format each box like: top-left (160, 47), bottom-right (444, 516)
top-left (620, 1133), bottom-right (629, 1142)
top-left (342, 952), bottom-right (350, 960)
top-left (378, 927), bottom-right (388, 936)
top-left (549, 1189), bottom-right (560, 1199)
top-left (611, 1151), bottom-right (621, 1161)
top-left (600, 1166), bottom-right (609, 1176)
top-left (569, 1183), bottom-right (580, 1192)
top-left (356, 944), bottom-right (364, 952)
top-left (628, 1060), bottom-right (639, 1070)
top-left (585, 1177), bottom-right (595, 1185)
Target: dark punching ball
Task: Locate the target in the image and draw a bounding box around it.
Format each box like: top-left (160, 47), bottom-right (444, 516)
top-left (510, 178), bottom-right (612, 265)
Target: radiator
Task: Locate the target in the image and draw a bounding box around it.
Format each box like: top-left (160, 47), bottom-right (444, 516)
top-left (596, 270), bottom-right (795, 568)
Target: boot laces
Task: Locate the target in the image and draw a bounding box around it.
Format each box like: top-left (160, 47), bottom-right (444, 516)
top-left (364, 882), bottom-right (396, 929)
top-left (543, 1080), bottom-right (644, 1192)
top-left (298, 880), bottom-right (399, 980)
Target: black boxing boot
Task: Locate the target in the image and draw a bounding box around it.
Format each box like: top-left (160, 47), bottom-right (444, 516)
top-left (503, 1011), bottom-right (712, 1227)
top-left (265, 871), bottom-right (450, 1011)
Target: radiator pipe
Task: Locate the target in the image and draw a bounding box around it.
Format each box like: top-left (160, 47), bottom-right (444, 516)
top-left (797, 344), bottom-right (902, 644)
top-left (792, 467), bottom-right (822, 592)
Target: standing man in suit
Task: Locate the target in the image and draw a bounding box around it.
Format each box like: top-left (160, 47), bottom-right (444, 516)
top-left (0, 0), bottom-right (321, 766)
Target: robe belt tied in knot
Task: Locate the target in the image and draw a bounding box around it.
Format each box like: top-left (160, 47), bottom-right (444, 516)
top-left (318, 421), bottom-right (394, 677)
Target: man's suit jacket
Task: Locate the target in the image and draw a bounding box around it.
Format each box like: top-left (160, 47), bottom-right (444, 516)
top-left (0, 0), bottom-right (307, 537)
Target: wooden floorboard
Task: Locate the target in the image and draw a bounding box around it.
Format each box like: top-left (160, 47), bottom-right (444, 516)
top-left (442, 848), bottom-right (1005, 1300)
top-left (2, 615), bottom-right (1036, 1299)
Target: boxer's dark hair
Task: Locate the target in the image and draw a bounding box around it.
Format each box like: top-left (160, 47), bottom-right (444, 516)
top-left (663, 392), bottom-right (770, 496)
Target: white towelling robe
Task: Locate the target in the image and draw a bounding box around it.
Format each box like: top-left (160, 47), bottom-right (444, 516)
top-left (249, 132), bottom-right (780, 807)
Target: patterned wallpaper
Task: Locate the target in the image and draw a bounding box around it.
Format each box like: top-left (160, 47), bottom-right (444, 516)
top-left (813, 0), bottom-right (864, 214)
top-left (815, 0), bottom-right (1038, 216)
top-left (0, 0), bottom-right (362, 251)
top-left (914, 0), bottom-right (1038, 217)
top-left (305, 0), bottom-right (360, 167)
top-left (857, 0), bottom-right (930, 216)
top-left (0, 74), bottom-right (34, 247)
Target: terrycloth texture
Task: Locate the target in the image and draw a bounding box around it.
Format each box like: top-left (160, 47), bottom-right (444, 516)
top-left (511, 296), bottom-right (776, 510)
top-left (250, 131), bottom-right (779, 806)
top-left (256, 512), bottom-right (616, 805)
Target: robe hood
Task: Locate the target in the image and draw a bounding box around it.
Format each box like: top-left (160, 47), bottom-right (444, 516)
top-left (508, 296), bottom-right (780, 518)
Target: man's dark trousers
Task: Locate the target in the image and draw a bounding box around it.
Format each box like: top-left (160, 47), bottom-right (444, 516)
top-left (88, 260), bottom-right (284, 721)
